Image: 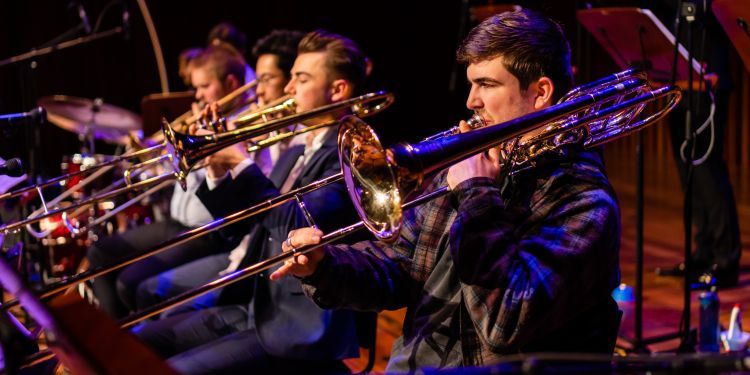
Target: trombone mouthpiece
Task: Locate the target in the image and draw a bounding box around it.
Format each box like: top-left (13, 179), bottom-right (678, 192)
top-left (466, 112), bottom-right (486, 130)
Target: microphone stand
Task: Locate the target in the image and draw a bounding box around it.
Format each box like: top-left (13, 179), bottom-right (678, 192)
top-left (672, 0), bottom-right (700, 353)
top-left (0, 27), bottom-right (122, 69)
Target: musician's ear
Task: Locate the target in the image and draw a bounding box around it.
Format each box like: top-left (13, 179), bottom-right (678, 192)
top-left (530, 76), bottom-right (554, 109)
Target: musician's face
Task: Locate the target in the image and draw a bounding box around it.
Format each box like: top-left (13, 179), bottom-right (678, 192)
top-left (284, 51), bottom-right (334, 114)
top-left (255, 54), bottom-right (288, 105)
top-left (192, 66), bottom-right (229, 105)
top-left (465, 56), bottom-right (540, 126)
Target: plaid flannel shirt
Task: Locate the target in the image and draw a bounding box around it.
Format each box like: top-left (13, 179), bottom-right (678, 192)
top-left (302, 149), bottom-right (621, 372)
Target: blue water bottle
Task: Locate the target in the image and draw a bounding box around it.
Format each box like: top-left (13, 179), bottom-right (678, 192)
top-left (698, 290), bottom-right (720, 352)
top-left (611, 283), bottom-right (634, 337)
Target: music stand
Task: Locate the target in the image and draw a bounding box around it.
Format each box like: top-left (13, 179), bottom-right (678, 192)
top-left (577, 7), bottom-right (702, 353)
top-left (141, 92), bottom-right (195, 137)
top-left (0, 256), bottom-right (177, 375)
top-left (578, 8), bottom-right (702, 82)
top-left (712, 0), bottom-right (750, 72)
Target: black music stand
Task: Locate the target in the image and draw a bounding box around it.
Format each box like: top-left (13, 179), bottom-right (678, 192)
top-left (578, 8), bottom-right (702, 82)
top-left (712, 0), bottom-right (750, 72)
top-left (0, 256), bottom-right (178, 375)
top-left (577, 7), bottom-right (702, 353)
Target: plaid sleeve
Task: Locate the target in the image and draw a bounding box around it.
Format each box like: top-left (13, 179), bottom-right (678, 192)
top-left (300, 207), bottom-right (420, 311)
top-left (449, 175), bottom-right (619, 352)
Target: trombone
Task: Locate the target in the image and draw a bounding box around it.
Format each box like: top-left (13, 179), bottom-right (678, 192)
top-left (0, 91), bottom-right (394, 236)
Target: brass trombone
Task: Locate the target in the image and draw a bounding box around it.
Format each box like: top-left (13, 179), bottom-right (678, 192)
top-left (163, 90), bottom-right (394, 190)
top-left (0, 91), bottom-right (393, 236)
top-left (8, 71), bottom-right (680, 369)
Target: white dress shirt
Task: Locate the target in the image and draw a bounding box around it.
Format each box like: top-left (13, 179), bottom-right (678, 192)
top-left (218, 128), bottom-right (331, 275)
top-left (170, 169), bottom-right (213, 228)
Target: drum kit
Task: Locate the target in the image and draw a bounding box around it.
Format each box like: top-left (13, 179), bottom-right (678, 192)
top-left (29, 95), bottom-right (155, 278)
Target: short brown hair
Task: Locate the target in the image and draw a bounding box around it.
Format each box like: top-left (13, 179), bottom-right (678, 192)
top-left (457, 9), bottom-right (572, 102)
top-left (188, 42), bottom-right (247, 83)
top-left (298, 29), bottom-right (368, 93)
top-left (252, 29), bottom-right (306, 80)
top-left (178, 47), bottom-right (203, 85)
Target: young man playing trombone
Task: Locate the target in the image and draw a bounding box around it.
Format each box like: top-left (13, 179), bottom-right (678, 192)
top-left (86, 43), bottom-right (250, 319)
top-left (272, 10), bottom-right (622, 372)
top-left (134, 30), bottom-right (370, 374)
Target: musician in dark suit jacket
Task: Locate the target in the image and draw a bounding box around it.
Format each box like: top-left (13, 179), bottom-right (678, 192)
top-left (134, 30), bottom-right (371, 374)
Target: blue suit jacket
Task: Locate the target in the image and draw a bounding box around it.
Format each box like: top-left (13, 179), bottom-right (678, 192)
top-left (195, 129), bottom-right (361, 360)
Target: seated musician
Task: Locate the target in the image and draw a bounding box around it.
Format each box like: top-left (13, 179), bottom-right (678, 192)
top-left (86, 43), bottom-right (251, 318)
top-left (134, 30), bottom-right (370, 374)
top-left (272, 10), bottom-right (622, 372)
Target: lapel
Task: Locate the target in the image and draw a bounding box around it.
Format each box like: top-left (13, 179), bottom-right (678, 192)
top-left (292, 128), bottom-right (338, 188)
top-left (269, 145), bottom-right (305, 188)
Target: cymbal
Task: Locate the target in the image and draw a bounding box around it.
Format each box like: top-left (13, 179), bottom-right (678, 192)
top-left (38, 95), bottom-right (142, 145)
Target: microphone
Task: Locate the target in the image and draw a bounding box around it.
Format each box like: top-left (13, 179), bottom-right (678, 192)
top-left (76, 1), bottom-right (92, 34)
top-left (0, 159), bottom-right (24, 177)
top-left (0, 107), bottom-right (46, 126)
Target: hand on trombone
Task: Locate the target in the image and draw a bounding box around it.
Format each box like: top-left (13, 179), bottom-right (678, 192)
top-left (192, 103), bottom-right (250, 179)
top-left (446, 120), bottom-right (502, 189)
top-left (270, 227), bottom-right (326, 280)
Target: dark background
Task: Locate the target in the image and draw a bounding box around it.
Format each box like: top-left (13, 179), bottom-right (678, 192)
top-left (0, 0), bottom-right (645, 178)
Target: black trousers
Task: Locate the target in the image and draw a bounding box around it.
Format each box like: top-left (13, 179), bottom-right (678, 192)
top-left (133, 305), bottom-right (349, 374)
top-left (86, 220), bottom-right (223, 318)
top-left (135, 252), bottom-right (229, 315)
top-left (668, 89), bottom-right (741, 272)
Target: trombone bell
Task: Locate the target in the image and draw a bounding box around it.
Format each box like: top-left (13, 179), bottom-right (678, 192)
top-left (337, 117), bottom-right (402, 243)
top-left (161, 119), bottom-right (190, 191)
